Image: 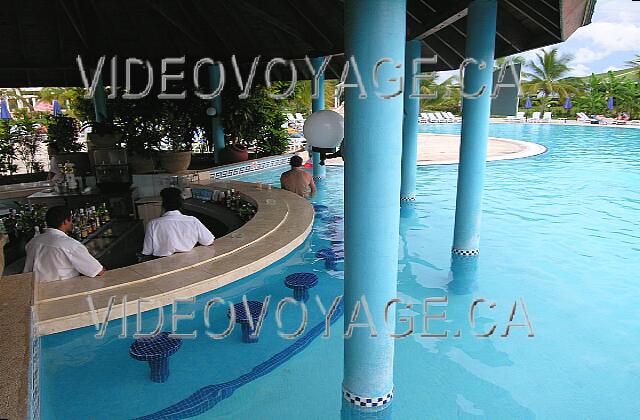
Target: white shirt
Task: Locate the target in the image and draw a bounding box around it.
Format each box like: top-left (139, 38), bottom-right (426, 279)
top-left (142, 210), bottom-right (215, 257)
top-left (24, 228), bottom-right (103, 282)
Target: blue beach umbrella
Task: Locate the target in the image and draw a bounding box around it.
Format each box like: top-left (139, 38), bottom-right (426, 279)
top-left (52, 99), bottom-right (62, 116)
top-left (563, 96), bottom-right (572, 110)
top-left (524, 96), bottom-right (532, 109)
top-left (607, 96), bottom-right (614, 110)
top-left (0, 98), bottom-right (11, 120)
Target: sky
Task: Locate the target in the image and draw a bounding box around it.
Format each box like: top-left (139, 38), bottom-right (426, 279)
top-left (438, 0), bottom-right (640, 80)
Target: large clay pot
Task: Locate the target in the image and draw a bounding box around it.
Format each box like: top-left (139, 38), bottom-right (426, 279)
top-left (159, 151), bottom-right (192, 173)
top-left (87, 132), bottom-right (122, 149)
top-left (189, 153), bottom-right (215, 170)
top-left (219, 145), bottom-right (249, 164)
top-left (129, 153), bottom-right (156, 174)
top-left (55, 152), bottom-right (90, 175)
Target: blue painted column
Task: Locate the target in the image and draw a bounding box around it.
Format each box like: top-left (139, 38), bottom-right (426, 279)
top-left (343, 0), bottom-right (405, 414)
top-left (452, 0), bottom-right (497, 257)
top-left (209, 65), bottom-right (225, 163)
top-left (312, 57), bottom-right (327, 180)
top-left (400, 39), bottom-right (422, 204)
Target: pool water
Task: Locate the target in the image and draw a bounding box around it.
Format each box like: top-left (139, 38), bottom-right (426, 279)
top-left (40, 123), bottom-right (640, 419)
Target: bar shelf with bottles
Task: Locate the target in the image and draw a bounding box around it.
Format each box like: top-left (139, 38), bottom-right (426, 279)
top-left (1, 201), bottom-right (143, 274)
top-left (192, 187), bottom-right (257, 223)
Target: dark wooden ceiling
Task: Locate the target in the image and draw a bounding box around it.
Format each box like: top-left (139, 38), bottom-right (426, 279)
top-left (0, 0), bottom-right (595, 87)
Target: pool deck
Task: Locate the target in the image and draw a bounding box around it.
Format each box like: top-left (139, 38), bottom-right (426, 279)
top-left (322, 133), bottom-right (547, 166)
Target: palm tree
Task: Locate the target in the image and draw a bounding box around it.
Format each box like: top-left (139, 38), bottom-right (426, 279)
top-left (624, 54), bottom-right (640, 79)
top-left (523, 48), bottom-right (576, 112)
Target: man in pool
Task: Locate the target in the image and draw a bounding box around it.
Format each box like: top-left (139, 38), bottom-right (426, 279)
top-left (280, 155), bottom-right (317, 198)
top-left (24, 206), bottom-right (106, 282)
top-left (142, 187), bottom-right (215, 257)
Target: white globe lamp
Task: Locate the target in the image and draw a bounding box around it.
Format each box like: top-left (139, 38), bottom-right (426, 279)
top-left (303, 110), bottom-right (344, 154)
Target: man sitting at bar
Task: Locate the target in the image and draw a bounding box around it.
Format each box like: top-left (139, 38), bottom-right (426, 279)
top-left (24, 206), bottom-right (106, 282)
top-left (142, 187), bottom-right (215, 257)
top-left (280, 155), bottom-right (317, 198)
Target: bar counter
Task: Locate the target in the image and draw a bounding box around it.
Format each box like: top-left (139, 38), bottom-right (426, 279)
top-left (9, 180), bottom-right (313, 335)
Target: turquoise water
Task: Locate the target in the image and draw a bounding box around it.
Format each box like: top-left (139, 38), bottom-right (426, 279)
top-left (40, 124), bottom-right (640, 419)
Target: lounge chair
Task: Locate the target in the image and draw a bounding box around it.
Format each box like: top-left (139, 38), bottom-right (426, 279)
top-left (530, 111), bottom-right (541, 122)
top-left (542, 112), bottom-right (552, 123)
top-left (576, 112), bottom-right (598, 124)
top-left (505, 111), bottom-right (525, 122)
top-left (629, 120), bottom-right (640, 126)
top-left (419, 113), bottom-right (429, 123)
top-left (444, 111), bottom-right (461, 122)
top-left (427, 112), bottom-right (443, 123)
top-left (295, 113), bottom-right (305, 123)
top-left (434, 112), bottom-right (450, 123)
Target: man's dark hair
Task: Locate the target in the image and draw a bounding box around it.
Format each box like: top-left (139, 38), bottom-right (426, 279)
top-left (161, 187), bottom-right (183, 211)
top-left (290, 155), bottom-right (303, 167)
top-left (46, 206), bottom-right (71, 229)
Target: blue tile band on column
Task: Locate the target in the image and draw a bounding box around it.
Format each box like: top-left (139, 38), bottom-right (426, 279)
top-left (451, 247), bottom-right (480, 257)
top-left (134, 301), bottom-right (344, 420)
top-left (284, 273), bottom-right (318, 302)
top-left (343, 386), bottom-right (394, 408)
top-left (228, 301), bottom-right (266, 343)
top-left (129, 332), bottom-right (183, 383)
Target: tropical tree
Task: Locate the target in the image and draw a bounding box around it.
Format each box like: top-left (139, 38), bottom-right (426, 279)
top-left (625, 54), bottom-right (640, 79)
top-left (522, 48), bottom-right (576, 112)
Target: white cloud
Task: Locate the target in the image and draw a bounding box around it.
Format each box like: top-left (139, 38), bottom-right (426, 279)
top-left (572, 22), bottom-right (640, 55)
top-left (574, 47), bottom-right (609, 64)
top-left (593, 0), bottom-right (640, 25)
top-left (570, 64), bottom-right (592, 77)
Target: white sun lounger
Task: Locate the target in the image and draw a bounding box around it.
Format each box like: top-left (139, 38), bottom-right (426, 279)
top-left (434, 112), bottom-right (451, 123)
top-left (576, 112), bottom-right (598, 124)
top-left (542, 112), bottom-right (552, 123)
top-left (419, 112), bottom-right (429, 123)
top-left (505, 111), bottom-right (525, 122)
top-left (530, 111), bottom-right (541, 122)
top-left (444, 111), bottom-right (461, 122)
top-left (427, 112), bottom-right (443, 123)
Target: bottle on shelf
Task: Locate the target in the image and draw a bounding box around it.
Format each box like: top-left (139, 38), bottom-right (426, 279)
top-left (102, 203), bottom-right (110, 223)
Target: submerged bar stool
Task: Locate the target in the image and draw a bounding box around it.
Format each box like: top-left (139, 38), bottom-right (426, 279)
top-left (316, 247), bottom-right (344, 271)
top-left (228, 301), bottom-right (265, 343)
top-left (284, 272), bottom-right (318, 302)
top-left (129, 332), bottom-right (182, 383)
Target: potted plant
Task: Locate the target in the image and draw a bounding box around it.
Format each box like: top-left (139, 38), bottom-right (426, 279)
top-left (157, 103), bottom-right (195, 173)
top-left (45, 114), bottom-right (89, 175)
top-left (84, 121), bottom-right (122, 149)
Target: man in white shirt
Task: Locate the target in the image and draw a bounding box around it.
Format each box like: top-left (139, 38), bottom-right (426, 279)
top-left (142, 188), bottom-right (215, 257)
top-left (24, 206), bottom-right (106, 282)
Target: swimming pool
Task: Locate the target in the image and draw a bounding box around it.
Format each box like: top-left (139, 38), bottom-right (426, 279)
top-left (40, 123), bottom-right (640, 419)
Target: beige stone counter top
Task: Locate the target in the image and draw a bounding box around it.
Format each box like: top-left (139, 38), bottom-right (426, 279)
top-left (0, 272), bottom-right (33, 420)
top-left (7, 180), bottom-right (313, 336)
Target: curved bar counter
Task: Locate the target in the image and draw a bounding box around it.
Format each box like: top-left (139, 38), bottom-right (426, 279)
top-left (7, 181), bottom-right (313, 336)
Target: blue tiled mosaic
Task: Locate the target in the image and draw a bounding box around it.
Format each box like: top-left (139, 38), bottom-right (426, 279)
top-left (130, 332), bottom-right (183, 383)
top-left (134, 301), bottom-right (344, 420)
top-left (208, 155), bottom-right (293, 180)
top-left (284, 273), bottom-right (319, 302)
top-left (227, 301), bottom-right (266, 343)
